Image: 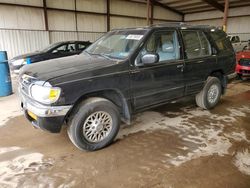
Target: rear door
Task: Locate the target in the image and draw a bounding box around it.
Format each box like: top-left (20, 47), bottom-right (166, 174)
top-left (130, 29), bottom-right (185, 111)
top-left (181, 29), bottom-right (216, 95)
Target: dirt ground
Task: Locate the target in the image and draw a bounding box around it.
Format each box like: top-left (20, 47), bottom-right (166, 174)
top-left (0, 79), bottom-right (250, 188)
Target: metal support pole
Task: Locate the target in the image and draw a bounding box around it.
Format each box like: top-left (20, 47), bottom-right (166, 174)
top-left (222, 0), bottom-right (229, 32)
top-left (43, 0), bottom-right (48, 31)
top-left (107, 0), bottom-right (110, 31)
top-left (75, 0), bottom-right (79, 40)
top-left (43, 0), bottom-right (50, 43)
top-left (150, 1), bottom-right (154, 25)
top-left (147, 0), bottom-right (150, 25)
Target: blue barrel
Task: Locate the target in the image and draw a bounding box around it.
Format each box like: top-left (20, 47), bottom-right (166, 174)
top-left (0, 51), bottom-right (12, 97)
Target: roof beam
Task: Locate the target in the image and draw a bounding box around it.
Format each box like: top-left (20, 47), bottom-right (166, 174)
top-left (202, 0), bottom-right (224, 12)
top-left (150, 0), bottom-right (184, 16)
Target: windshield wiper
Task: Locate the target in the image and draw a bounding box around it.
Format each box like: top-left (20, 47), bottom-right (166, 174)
top-left (84, 51), bottom-right (119, 60)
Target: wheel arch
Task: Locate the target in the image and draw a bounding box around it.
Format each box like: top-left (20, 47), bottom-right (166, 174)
top-left (65, 89), bottom-right (132, 125)
top-left (209, 69), bottom-right (227, 94)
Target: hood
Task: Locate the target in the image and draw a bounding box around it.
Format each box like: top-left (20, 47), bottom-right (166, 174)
top-left (12, 51), bottom-right (42, 60)
top-left (20, 52), bottom-right (120, 82)
top-left (236, 50), bottom-right (250, 61)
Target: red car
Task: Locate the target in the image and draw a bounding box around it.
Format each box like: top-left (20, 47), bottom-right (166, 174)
top-left (236, 48), bottom-right (250, 79)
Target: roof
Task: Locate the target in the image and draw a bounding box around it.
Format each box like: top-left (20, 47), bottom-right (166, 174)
top-left (129, 0), bottom-right (250, 14)
top-left (55, 40), bottom-right (91, 44)
top-left (112, 22), bottom-right (217, 31)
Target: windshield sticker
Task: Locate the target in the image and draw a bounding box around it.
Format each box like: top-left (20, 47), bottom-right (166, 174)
top-left (126, 35), bottom-right (143, 40)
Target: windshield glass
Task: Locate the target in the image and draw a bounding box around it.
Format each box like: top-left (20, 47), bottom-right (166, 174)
top-left (40, 42), bottom-right (62, 52)
top-left (86, 29), bottom-right (148, 59)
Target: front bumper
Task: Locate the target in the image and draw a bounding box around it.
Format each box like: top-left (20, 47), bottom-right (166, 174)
top-left (21, 95), bottom-right (72, 133)
top-left (236, 64), bottom-right (250, 76)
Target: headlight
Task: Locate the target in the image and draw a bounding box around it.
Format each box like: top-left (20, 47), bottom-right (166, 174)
top-left (30, 84), bottom-right (61, 104)
top-left (11, 59), bottom-right (27, 66)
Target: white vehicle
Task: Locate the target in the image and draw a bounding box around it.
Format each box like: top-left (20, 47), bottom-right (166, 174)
top-left (228, 35), bottom-right (248, 52)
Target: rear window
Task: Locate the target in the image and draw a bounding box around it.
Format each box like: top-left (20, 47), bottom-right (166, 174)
top-left (210, 30), bottom-right (233, 51)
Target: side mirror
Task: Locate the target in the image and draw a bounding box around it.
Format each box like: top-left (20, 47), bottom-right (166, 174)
top-left (141, 53), bottom-right (159, 65)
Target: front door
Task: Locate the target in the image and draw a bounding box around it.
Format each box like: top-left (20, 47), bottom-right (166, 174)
top-left (130, 30), bottom-right (185, 111)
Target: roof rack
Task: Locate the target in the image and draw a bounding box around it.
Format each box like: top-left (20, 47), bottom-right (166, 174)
top-left (152, 22), bottom-right (188, 27)
top-left (152, 22), bottom-right (218, 29)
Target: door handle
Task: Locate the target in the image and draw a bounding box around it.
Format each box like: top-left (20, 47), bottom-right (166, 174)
top-left (177, 64), bottom-right (184, 68)
top-left (177, 64), bottom-right (184, 72)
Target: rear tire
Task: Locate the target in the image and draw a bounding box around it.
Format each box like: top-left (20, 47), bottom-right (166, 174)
top-left (67, 97), bottom-right (120, 151)
top-left (195, 77), bottom-right (222, 110)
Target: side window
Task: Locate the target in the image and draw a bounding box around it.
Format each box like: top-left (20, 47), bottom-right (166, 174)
top-left (156, 31), bottom-right (180, 62)
top-left (199, 31), bottom-right (212, 56)
top-left (231, 36), bottom-right (236, 43)
top-left (52, 44), bottom-right (68, 53)
top-left (78, 43), bottom-right (87, 51)
top-left (231, 36), bottom-right (240, 43)
top-left (136, 30), bottom-right (180, 64)
top-left (67, 43), bottom-right (76, 52)
top-left (182, 30), bottom-right (211, 59)
top-left (235, 36), bottom-right (240, 43)
top-left (182, 31), bottom-right (201, 58)
top-left (210, 31), bottom-right (233, 51)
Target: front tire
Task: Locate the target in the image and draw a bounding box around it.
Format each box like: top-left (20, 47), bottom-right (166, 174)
top-left (195, 76), bottom-right (222, 110)
top-left (67, 97), bottom-right (120, 151)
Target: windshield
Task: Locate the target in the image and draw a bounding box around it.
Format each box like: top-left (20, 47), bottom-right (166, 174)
top-left (40, 42), bottom-right (62, 52)
top-left (86, 30), bottom-right (148, 59)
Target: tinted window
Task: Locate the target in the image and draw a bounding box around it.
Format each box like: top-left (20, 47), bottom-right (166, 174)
top-left (210, 30), bottom-right (233, 51)
top-left (182, 30), bottom-right (211, 59)
top-left (199, 31), bottom-right (212, 56)
top-left (231, 36), bottom-right (240, 43)
top-left (137, 30), bottom-right (180, 63)
top-left (67, 43), bottom-right (76, 52)
top-left (52, 44), bottom-right (68, 53)
top-left (78, 43), bottom-right (88, 51)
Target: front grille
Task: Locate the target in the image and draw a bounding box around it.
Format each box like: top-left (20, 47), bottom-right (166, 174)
top-left (239, 69), bottom-right (250, 74)
top-left (19, 74), bottom-right (37, 96)
top-left (239, 58), bottom-right (250, 67)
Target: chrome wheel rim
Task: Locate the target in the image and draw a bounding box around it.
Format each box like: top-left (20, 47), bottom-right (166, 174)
top-left (82, 111), bottom-right (113, 143)
top-left (207, 84), bottom-right (219, 104)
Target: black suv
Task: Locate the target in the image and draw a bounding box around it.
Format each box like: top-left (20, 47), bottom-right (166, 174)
top-left (19, 23), bottom-right (236, 151)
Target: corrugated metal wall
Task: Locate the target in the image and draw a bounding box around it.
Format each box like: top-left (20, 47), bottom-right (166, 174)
top-left (0, 30), bottom-right (104, 58)
top-left (110, 0), bottom-right (181, 29)
top-left (0, 0), bottom-right (182, 59)
top-left (185, 6), bottom-right (250, 41)
top-left (0, 29), bottom-right (49, 59)
top-left (0, 5), bottom-right (45, 30)
top-left (49, 31), bottom-right (104, 43)
top-left (0, 0), bottom-right (107, 59)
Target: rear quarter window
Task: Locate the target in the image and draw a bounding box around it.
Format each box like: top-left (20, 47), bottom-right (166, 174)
top-left (210, 30), bottom-right (233, 52)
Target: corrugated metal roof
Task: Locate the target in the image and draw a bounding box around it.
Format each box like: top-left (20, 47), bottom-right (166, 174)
top-left (130, 0), bottom-right (250, 14)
